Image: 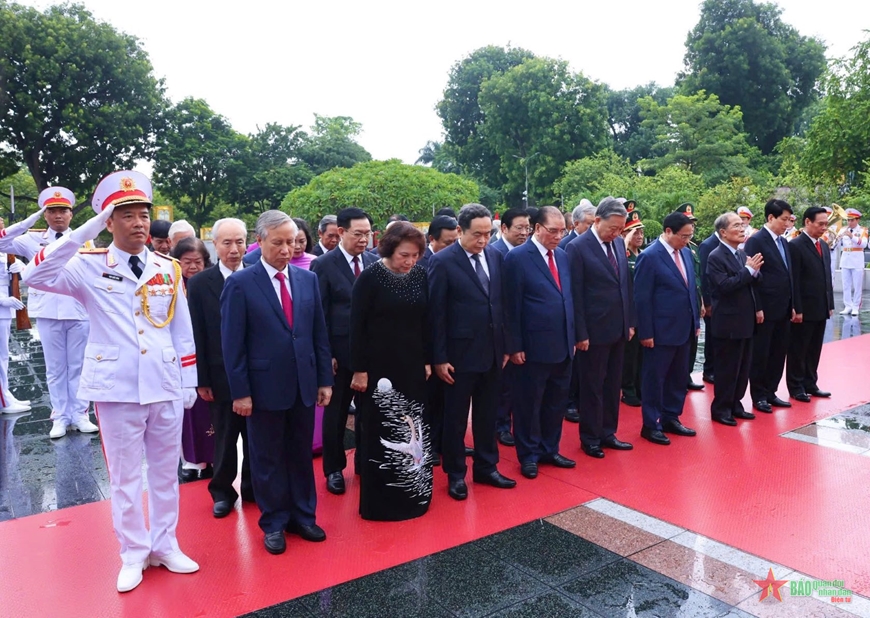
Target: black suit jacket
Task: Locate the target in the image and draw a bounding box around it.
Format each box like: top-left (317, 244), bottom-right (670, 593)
top-left (558, 230), bottom-right (577, 250)
top-left (428, 242), bottom-right (505, 372)
top-left (566, 231), bottom-right (634, 345)
top-left (708, 244), bottom-right (762, 340)
top-left (310, 247), bottom-right (377, 368)
top-left (790, 233), bottom-right (834, 321)
top-left (187, 265), bottom-right (233, 402)
top-left (312, 243), bottom-right (325, 257)
top-left (743, 228), bottom-right (793, 321)
top-left (417, 246), bottom-right (434, 269)
top-left (699, 233), bottom-right (720, 307)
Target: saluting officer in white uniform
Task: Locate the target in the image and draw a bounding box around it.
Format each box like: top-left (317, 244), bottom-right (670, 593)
top-left (837, 208), bottom-right (868, 316)
top-left (0, 187), bottom-right (98, 437)
top-left (23, 171), bottom-right (200, 593)
top-left (0, 228), bottom-right (31, 413)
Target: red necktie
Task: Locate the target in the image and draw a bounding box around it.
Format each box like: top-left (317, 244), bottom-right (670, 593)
top-left (547, 250), bottom-right (561, 291)
top-left (353, 256), bottom-right (361, 277)
top-left (274, 272), bottom-right (293, 328)
top-left (816, 240), bottom-right (822, 257)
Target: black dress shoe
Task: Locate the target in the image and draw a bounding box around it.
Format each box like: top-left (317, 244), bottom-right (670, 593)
top-left (326, 472), bottom-right (345, 495)
top-left (565, 409), bottom-right (581, 423)
top-left (179, 468), bottom-right (198, 482)
top-left (601, 437), bottom-right (634, 450)
top-left (661, 420), bottom-right (697, 436)
top-left (753, 400), bottom-right (773, 413)
top-left (640, 426), bottom-right (670, 445)
top-left (768, 396), bottom-right (792, 408)
top-left (199, 464), bottom-right (214, 480)
top-left (687, 381), bottom-right (705, 391)
top-left (264, 531), bottom-right (286, 555)
top-left (581, 445), bottom-right (605, 459)
top-left (464, 447), bottom-right (475, 458)
top-left (807, 389), bottom-right (831, 398)
top-left (621, 395), bottom-right (642, 407)
top-left (431, 453), bottom-right (442, 466)
top-left (791, 392), bottom-right (811, 403)
top-left (497, 431), bottom-right (515, 447)
top-left (472, 470), bottom-right (517, 489)
top-left (448, 478), bottom-right (468, 501)
top-left (702, 373), bottom-right (715, 384)
top-left (540, 453), bottom-right (576, 468)
top-left (286, 522), bottom-right (326, 542)
top-left (520, 463), bottom-right (538, 479)
top-left (213, 500), bottom-right (232, 518)
top-left (733, 410), bottom-right (756, 420)
top-left (712, 416), bottom-right (738, 426)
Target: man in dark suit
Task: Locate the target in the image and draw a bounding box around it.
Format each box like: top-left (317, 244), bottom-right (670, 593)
top-left (419, 214), bottom-right (459, 269)
top-left (429, 204), bottom-right (516, 500)
top-left (787, 207), bottom-right (834, 402)
top-left (504, 206), bottom-right (576, 478)
top-left (698, 229), bottom-right (720, 384)
top-left (707, 212), bottom-right (764, 425)
top-left (634, 212), bottom-right (700, 446)
top-left (558, 199), bottom-right (595, 250)
top-left (188, 218), bottom-right (255, 518)
top-left (310, 208), bottom-right (376, 495)
top-left (221, 210), bottom-right (334, 555)
top-left (567, 197), bottom-right (635, 458)
top-left (491, 207), bottom-right (531, 446)
top-left (312, 215), bottom-right (339, 256)
top-left (744, 199), bottom-right (795, 413)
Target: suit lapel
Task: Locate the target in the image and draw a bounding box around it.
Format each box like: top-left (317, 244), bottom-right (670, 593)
top-left (528, 243), bottom-right (561, 292)
top-left (335, 251), bottom-right (356, 286)
top-left (453, 243), bottom-right (488, 296)
top-left (253, 262), bottom-right (291, 332)
top-left (206, 265), bottom-right (225, 301)
top-left (587, 234), bottom-right (619, 282)
top-left (657, 241), bottom-right (686, 285)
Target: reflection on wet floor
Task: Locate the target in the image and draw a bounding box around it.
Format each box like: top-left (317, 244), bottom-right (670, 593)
top-left (2, 291), bottom-right (870, 522)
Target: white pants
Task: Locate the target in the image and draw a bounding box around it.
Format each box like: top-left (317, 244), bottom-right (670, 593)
top-left (96, 400), bottom-right (183, 565)
top-left (36, 318), bottom-right (90, 423)
top-left (0, 318), bottom-right (14, 406)
top-left (841, 268), bottom-right (864, 310)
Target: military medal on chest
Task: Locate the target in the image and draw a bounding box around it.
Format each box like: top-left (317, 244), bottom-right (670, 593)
top-left (136, 261), bottom-right (183, 328)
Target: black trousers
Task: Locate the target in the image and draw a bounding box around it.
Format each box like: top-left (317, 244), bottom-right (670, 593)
top-left (567, 357), bottom-right (580, 410)
top-left (711, 336), bottom-right (752, 420)
top-left (495, 363), bottom-right (514, 434)
top-left (425, 373), bottom-right (445, 455)
top-left (441, 364), bottom-right (500, 481)
top-left (321, 365), bottom-right (360, 477)
top-left (787, 320), bottom-right (826, 395)
top-left (702, 315), bottom-right (715, 377)
top-left (207, 399), bottom-right (254, 504)
top-left (578, 339), bottom-right (626, 447)
top-left (687, 330), bottom-right (699, 384)
top-left (750, 316), bottom-right (790, 403)
top-left (621, 335), bottom-right (642, 399)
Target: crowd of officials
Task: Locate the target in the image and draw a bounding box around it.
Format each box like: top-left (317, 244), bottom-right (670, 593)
top-left (0, 169), bottom-right (847, 593)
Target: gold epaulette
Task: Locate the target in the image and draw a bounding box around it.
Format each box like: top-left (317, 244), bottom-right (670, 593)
top-left (28, 228), bottom-right (47, 233)
top-left (79, 248), bottom-right (109, 254)
top-left (153, 251), bottom-right (178, 261)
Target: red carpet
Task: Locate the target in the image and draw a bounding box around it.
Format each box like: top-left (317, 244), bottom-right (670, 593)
top-left (1, 335), bottom-right (869, 616)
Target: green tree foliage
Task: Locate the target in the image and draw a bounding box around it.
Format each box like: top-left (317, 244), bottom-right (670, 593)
top-left (801, 35), bottom-right (870, 192)
top-left (226, 123), bottom-right (312, 214)
top-left (555, 150), bottom-right (635, 204)
top-left (281, 160), bottom-right (479, 227)
top-left (680, 0), bottom-right (826, 154)
top-left (639, 91), bottom-right (758, 186)
top-left (606, 83), bottom-right (675, 163)
top-left (298, 115), bottom-right (371, 176)
top-left (694, 177), bottom-right (773, 240)
top-left (0, 2), bottom-right (166, 197)
top-left (0, 167), bottom-right (38, 219)
top-left (415, 140), bottom-right (461, 175)
top-left (152, 97), bottom-right (246, 230)
top-left (436, 45), bottom-right (536, 191)
top-left (478, 57), bottom-right (610, 205)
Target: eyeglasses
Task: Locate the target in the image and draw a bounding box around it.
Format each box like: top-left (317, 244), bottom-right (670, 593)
top-left (511, 225), bottom-right (531, 233)
top-left (677, 233), bottom-right (694, 241)
top-left (350, 231), bottom-right (373, 239)
top-left (540, 225), bottom-right (566, 236)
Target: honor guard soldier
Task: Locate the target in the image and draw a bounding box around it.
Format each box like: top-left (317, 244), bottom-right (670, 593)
top-left (0, 221), bottom-right (31, 413)
top-left (0, 187), bottom-right (99, 437)
top-left (737, 206), bottom-right (756, 248)
top-left (674, 203), bottom-right (705, 391)
top-left (783, 214), bottom-right (800, 241)
top-left (837, 208), bottom-right (868, 316)
top-left (22, 171), bottom-right (200, 592)
top-left (620, 203), bottom-right (644, 407)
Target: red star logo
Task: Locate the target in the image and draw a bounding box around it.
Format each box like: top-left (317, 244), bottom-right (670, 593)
top-left (754, 568), bottom-right (788, 602)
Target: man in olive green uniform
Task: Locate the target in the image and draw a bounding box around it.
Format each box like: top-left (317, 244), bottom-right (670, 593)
top-left (674, 203), bottom-right (705, 391)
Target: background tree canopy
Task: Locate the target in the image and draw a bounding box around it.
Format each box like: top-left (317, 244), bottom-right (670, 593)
top-left (0, 2), bottom-right (165, 200)
top-left (281, 160), bottom-right (479, 227)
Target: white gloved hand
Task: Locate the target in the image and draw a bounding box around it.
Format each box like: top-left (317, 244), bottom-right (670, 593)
top-left (19, 207), bottom-right (47, 231)
top-left (7, 260), bottom-right (24, 274)
top-left (69, 203), bottom-right (115, 245)
top-left (182, 388), bottom-right (197, 409)
top-left (0, 297), bottom-right (25, 310)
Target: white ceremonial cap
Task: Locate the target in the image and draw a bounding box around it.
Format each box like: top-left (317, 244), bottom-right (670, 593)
top-left (38, 186), bottom-right (76, 209)
top-left (91, 170), bottom-right (153, 215)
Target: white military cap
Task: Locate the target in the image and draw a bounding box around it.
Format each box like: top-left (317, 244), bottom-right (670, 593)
top-left (91, 170), bottom-right (153, 215)
top-left (38, 186), bottom-right (76, 209)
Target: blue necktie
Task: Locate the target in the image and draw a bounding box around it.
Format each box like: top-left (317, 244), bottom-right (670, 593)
top-left (472, 253), bottom-right (489, 295)
top-left (777, 237), bottom-right (788, 270)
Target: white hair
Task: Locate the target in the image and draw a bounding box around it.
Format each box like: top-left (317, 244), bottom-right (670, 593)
top-left (572, 199), bottom-right (596, 222)
top-left (168, 220), bottom-right (196, 241)
top-left (212, 217), bottom-right (247, 239)
top-left (256, 210), bottom-right (296, 240)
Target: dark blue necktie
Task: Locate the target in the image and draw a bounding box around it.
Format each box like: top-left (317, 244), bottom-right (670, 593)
top-left (472, 253), bottom-right (489, 295)
top-left (129, 256), bottom-right (143, 279)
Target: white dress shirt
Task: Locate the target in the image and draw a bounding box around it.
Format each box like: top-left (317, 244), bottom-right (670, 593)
top-left (462, 246), bottom-right (490, 278)
top-left (218, 261), bottom-right (242, 280)
top-left (261, 258), bottom-right (292, 300)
